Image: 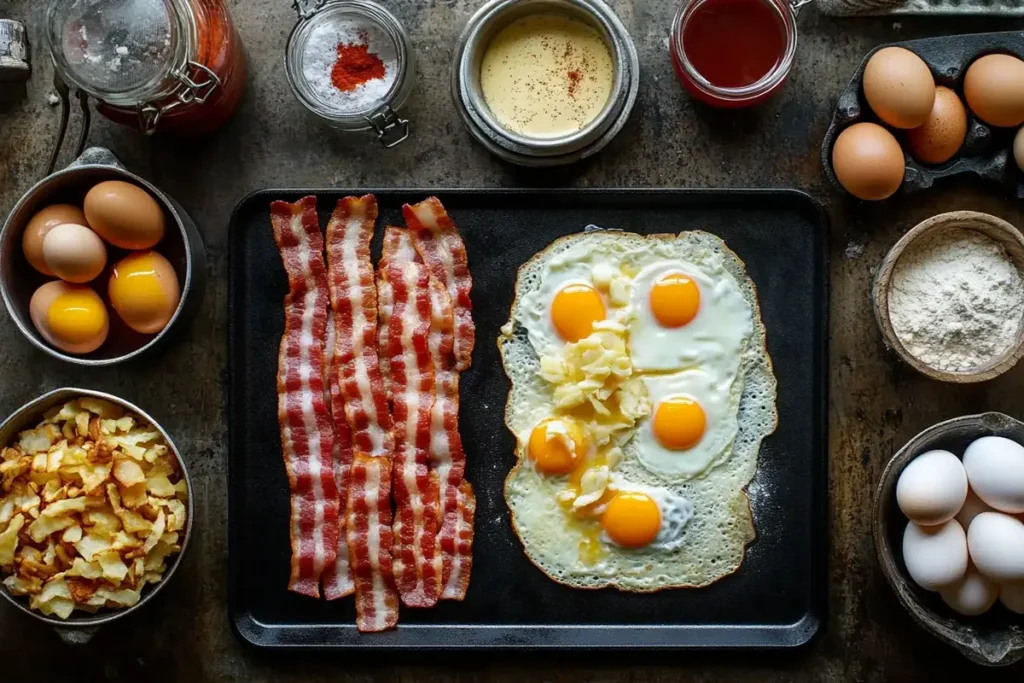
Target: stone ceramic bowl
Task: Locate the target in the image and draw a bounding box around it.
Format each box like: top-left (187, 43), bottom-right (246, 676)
top-left (0, 387), bottom-right (194, 645)
top-left (873, 412), bottom-right (1024, 666)
top-left (872, 211), bottom-right (1024, 383)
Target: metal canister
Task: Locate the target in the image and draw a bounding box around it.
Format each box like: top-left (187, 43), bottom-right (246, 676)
top-left (452, 0), bottom-right (639, 167)
top-left (0, 20), bottom-right (29, 82)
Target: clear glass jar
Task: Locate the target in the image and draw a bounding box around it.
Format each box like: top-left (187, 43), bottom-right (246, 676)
top-left (285, 0), bottom-right (414, 147)
top-left (669, 0), bottom-right (802, 109)
top-left (46, 0), bottom-right (248, 135)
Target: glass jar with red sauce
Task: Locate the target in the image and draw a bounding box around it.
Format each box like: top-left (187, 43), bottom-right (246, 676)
top-left (670, 0), bottom-right (807, 108)
top-left (46, 0), bottom-right (247, 135)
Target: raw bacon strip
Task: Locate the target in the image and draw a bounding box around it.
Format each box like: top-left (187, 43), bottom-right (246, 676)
top-left (403, 197), bottom-right (476, 371)
top-left (444, 481), bottom-right (476, 601)
top-left (377, 228), bottom-right (421, 403)
top-left (325, 196), bottom-right (398, 626)
top-left (270, 196), bottom-right (339, 599)
top-left (388, 256), bottom-right (443, 608)
top-left (326, 195), bottom-right (393, 457)
top-left (347, 453), bottom-right (399, 632)
top-left (425, 276), bottom-right (475, 600)
top-left (321, 309), bottom-right (355, 600)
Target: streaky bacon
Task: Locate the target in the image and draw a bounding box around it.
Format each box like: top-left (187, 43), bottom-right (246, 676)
top-left (326, 195), bottom-right (398, 629)
top-left (402, 197), bottom-right (476, 371)
top-left (387, 253), bottom-right (443, 607)
top-left (347, 452), bottom-right (399, 632)
top-left (377, 228), bottom-right (421, 403)
top-left (425, 275), bottom-right (475, 600)
top-left (269, 196), bottom-right (339, 599)
top-left (326, 195), bottom-right (393, 456)
top-left (321, 309), bottom-right (355, 600)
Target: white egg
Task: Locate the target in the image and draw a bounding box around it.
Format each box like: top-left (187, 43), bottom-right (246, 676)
top-left (967, 512), bottom-right (1024, 582)
top-left (939, 565), bottom-right (998, 616)
top-left (629, 369), bottom-right (740, 480)
top-left (903, 520), bottom-right (968, 591)
top-left (962, 436), bottom-right (1024, 514)
top-left (956, 488), bottom-right (995, 530)
top-left (627, 260), bottom-right (753, 374)
top-left (896, 450), bottom-right (968, 526)
top-left (605, 478), bottom-right (695, 551)
top-left (1000, 579), bottom-right (1024, 614)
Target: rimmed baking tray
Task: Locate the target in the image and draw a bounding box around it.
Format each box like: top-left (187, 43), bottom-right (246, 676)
top-left (228, 189), bottom-right (829, 651)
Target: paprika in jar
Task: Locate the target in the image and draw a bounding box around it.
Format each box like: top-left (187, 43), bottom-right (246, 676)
top-left (46, 0), bottom-right (248, 135)
top-left (669, 0), bottom-right (801, 108)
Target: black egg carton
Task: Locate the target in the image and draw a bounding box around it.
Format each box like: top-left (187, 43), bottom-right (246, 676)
top-left (821, 31), bottom-right (1024, 200)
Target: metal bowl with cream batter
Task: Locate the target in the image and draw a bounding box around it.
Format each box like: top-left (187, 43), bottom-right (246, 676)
top-left (452, 0), bottom-right (639, 167)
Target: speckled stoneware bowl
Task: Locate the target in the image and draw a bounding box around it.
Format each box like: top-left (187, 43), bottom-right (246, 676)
top-left (872, 211), bottom-right (1024, 384)
top-left (874, 412), bottom-right (1024, 666)
top-left (0, 387), bottom-right (194, 645)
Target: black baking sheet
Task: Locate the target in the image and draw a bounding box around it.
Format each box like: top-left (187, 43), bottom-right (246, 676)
top-left (228, 189), bottom-right (829, 651)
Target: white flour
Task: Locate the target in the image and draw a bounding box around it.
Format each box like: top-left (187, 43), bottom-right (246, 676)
top-left (888, 228), bottom-right (1024, 372)
top-left (301, 19), bottom-right (397, 114)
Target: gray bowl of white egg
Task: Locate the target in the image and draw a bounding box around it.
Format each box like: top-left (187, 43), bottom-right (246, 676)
top-left (874, 412), bottom-right (1024, 666)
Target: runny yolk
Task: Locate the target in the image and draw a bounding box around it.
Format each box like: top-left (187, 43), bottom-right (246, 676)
top-left (652, 396), bottom-right (706, 450)
top-left (47, 289), bottom-right (107, 344)
top-left (550, 283), bottom-right (605, 342)
top-left (601, 492), bottom-right (662, 548)
top-left (649, 273), bottom-right (700, 328)
top-left (528, 418), bottom-right (585, 475)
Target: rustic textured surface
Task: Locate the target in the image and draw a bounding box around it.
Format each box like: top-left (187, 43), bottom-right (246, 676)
top-left (0, 1), bottom-right (1023, 680)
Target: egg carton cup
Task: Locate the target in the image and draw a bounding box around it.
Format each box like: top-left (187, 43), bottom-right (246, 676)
top-left (817, 0), bottom-right (1024, 15)
top-left (821, 31), bottom-right (1024, 200)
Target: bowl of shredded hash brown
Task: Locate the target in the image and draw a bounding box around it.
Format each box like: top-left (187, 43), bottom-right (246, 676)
top-left (0, 388), bottom-right (192, 642)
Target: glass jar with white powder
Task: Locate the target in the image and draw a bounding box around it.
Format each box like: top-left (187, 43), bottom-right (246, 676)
top-left (286, 0), bottom-right (414, 147)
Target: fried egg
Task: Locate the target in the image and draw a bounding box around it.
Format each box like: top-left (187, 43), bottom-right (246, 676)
top-left (627, 259), bottom-right (753, 373)
top-left (628, 369), bottom-right (742, 480)
top-left (499, 229), bottom-right (777, 591)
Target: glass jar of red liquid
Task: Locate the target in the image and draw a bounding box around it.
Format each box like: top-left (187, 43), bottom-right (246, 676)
top-left (670, 0), bottom-right (808, 108)
top-left (46, 0), bottom-right (247, 135)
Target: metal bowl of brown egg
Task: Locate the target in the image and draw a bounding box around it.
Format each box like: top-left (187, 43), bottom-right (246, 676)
top-left (0, 387), bottom-right (193, 644)
top-left (0, 147), bottom-right (206, 366)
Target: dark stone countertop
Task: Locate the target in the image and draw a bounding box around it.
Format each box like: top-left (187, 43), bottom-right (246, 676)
top-left (1, 1), bottom-right (1023, 680)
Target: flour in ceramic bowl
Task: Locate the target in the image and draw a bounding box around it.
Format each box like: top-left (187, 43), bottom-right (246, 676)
top-left (301, 18), bottom-right (397, 113)
top-left (888, 227), bottom-right (1024, 373)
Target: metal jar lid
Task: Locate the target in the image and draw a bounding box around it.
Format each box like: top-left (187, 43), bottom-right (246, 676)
top-left (452, 0), bottom-right (639, 167)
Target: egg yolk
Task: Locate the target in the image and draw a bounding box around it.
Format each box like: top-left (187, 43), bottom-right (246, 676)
top-left (652, 396), bottom-right (706, 450)
top-left (108, 252), bottom-right (179, 334)
top-left (601, 492), bottom-right (662, 548)
top-left (47, 289), bottom-right (107, 344)
top-left (649, 273), bottom-right (700, 328)
top-left (528, 418), bottom-right (585, 475)
top-left (550, 283), bottom-right (605, 342)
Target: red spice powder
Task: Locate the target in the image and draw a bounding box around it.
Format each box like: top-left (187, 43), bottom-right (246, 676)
top-left (567, 70), bottom-right (582, 98)
top-left (331, 42), bottom-right (386, 92)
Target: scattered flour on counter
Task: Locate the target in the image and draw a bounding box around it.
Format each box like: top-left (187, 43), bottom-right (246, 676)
top-left (301, 19), bottom-right (397, 113)
top-left (888, 227), bottom-right (1024, 372)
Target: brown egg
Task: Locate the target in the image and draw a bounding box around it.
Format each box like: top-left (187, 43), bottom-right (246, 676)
top-left (84, 181), bottom-right (166, 250)
top-left (908, 86), bottom-right (968, 165)
top-left (22, 204), bottom-right (87, 276)
top-left (108, 251), bottom-right (181, 334)
top-left (29, 280), bottom-right (109, 355)
top-left (863, 47), bottom-right (936, 129)
top-left (1015, 127), bottom-right (1024, 173)
top-left (965, 54), bottom-right (1024, 128)
top-left (832, 122), bottom-right (906, 201)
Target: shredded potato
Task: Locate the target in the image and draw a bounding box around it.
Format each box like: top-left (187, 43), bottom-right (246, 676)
top-left (0, 399), bottom-right (186, 618)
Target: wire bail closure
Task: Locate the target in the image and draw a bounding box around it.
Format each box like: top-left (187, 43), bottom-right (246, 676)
top-left (365, 104), bottom-right (409, 148)
top-left (138, 61), bottom-right (222, 135)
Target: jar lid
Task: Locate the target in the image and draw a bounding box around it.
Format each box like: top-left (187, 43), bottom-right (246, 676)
top-left (47, 0), bottom-right (181, 98)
